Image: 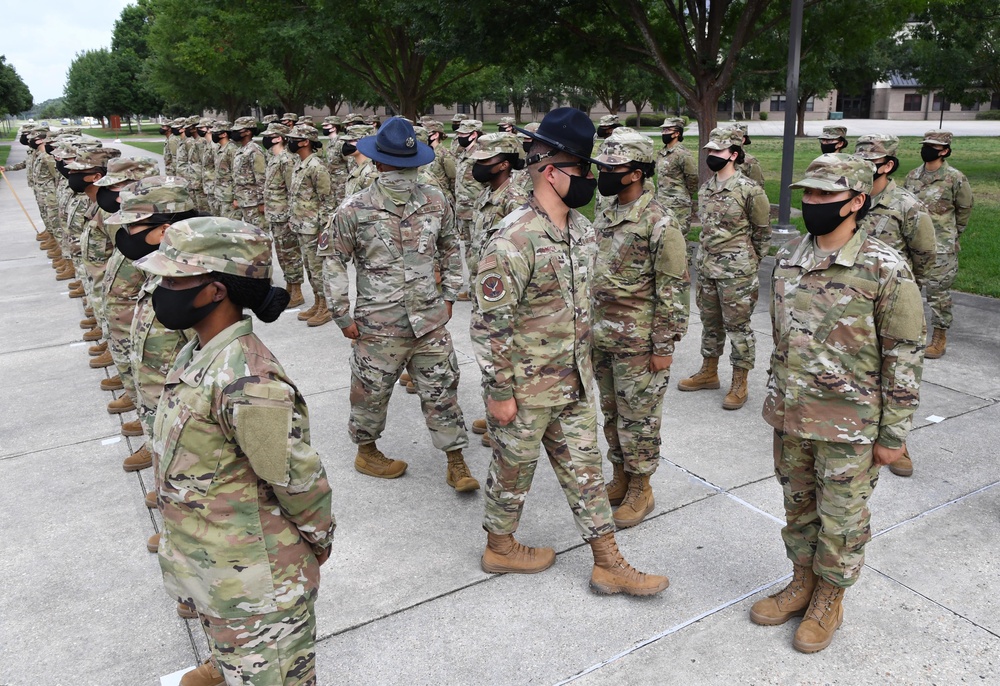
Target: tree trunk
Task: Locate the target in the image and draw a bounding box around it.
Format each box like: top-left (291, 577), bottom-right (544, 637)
top-left (796, 96), bottom-right (809, 137)
top-left (325, 95), bottom-right (343, 116)
top-left (513, 102), bottom-right (524, 123)
top-left (693, 92), bottom-right (721, 183)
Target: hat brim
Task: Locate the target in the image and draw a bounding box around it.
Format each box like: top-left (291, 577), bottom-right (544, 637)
top-left (355, 136), bottom-right (435, 168)
top-left (106, 209), bottom-right (154, 226)
top-left (134, 251), bottom-right (211, 277)
top-left (921, 138), bottom-right (949, 145)
top-left (469, 149), bottom-right (511, 161)
top-left (702, 142), bottom-right (728, 150)
top-left (788, 179), bottom-right (851, 192)
top-left (512, 125), bottom-right (601, 166)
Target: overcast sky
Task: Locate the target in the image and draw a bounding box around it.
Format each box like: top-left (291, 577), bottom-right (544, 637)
top-left (4, 0), bottom-right (133, 104)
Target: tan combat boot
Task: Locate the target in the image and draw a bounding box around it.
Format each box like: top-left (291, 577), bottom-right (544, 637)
top-left (406, 381), bottom-right (417, 394)
top-left (107, 394), bottom-right (136, 414)
top-left (176, 602), bottom-right (198, 619)
top-left (79, 316), bottom-right (97, 329)
top-left (306, 296), bottom-right (333, 327)
top-left (605, 462), bottom-right (628, 507)
top-left (589, 532), bottom-right (670, 596)
top-left (398, 371), bottom-right (411, 387)
top-left (90, 350), bottom-right (113, 368)
top-left (481, 532), bottom-right (556, 574)
top-left (613, 474), bottom-right (654, 529)
top-left (456, 290), bottom-right (471, 302)
top-left (678, 357), bottom-right (721, 391)
top-left (68, 280), bottom-right (82, 289)
top-left (123, 444), bottom-right (152, 472)
top-left (180, 659), bottom-right (224, 686)
top-left (146, 532), bottom-right (160, 553)
top-left (925, 327), bottom-right (947, 359)
top-left (82, 327), bottom-right (103, 342)
top-left (888, 444), bottom-right (913, 477)
top-left (145, 490), bottom-right (158, 509)
top-left (446, 450), bottom-right (480, 492)
top-left (68, 286), bottom-right (85, 299)
top-left (121, 420), bottom-right (143, 437)
top-left (46, 246), bottom-right (62, 259)
top-left (286, 282), bottom-right (305, 308)
top-left (84, 305), bottom-right (95, 317)
top-left (471, 418), bottom-right (488, 435)
top-left (354, 442), bottom-right (408, 478)
top-left (296, 298), bottom-right (319, 321)
top-left (100, 375), bottom-right (124, 391)
top-left (481, 434), bottom-right (492, 447)
top-left (36, 230), bottom-right (50, 242)
top-left (793, 579), bottom-right (845, 653)
top-left (88, 341), bottom-right (108, 356)
top-left (722, 367), bottom-right (750, 410)
top-left (749, 563), bottom-right (818, 625)
top-left (56, 266), bottom-right (75, 281)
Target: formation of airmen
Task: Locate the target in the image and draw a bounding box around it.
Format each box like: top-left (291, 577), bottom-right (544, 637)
top-left (1, 109), bottom-right (973, 682)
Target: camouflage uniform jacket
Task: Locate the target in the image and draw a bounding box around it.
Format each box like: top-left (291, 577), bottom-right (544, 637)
top-left (174, 137), bottom-right (190, 184)
top-left (213, 142), bottom-right (237, 204)
top-left (82, 204), bottom-right (112, 270)
top-left (4, 152), bottom-right (30, 176)
top-left (154, 317), bottom-right (335, 619)
top-left (65, 193), bottom-right (90, 240)
top-left (737, 152), bottom-right (765, 186)
top-left (858, 179), bottom-right (936, 285)
top-left (263, 150), bottom-right (296, 223)
top-left (102, 250), bottom-right (145, 338)
top-left (202, 141), bottom-right (218, 197)
top-left (763, 230), bottom-right (925, 448)
top-left (321, 178), bottom-right (461, 337)
top-left (697, 170), bottom-right (771, 279)
top-left (591, 190), bottom-right (690, 356)
top-left (289, 153), bottom-right (332, 235)
top-left (510, 168), bottom-right (533, 197)
top-left (184, 137), bottom-right (204, 191)
top-left (163, 136), bottom-right (179, 175)
top-left (475, 196), bottom-right (596, 408)
top-left (419, 145), bottom-right (457, 205)
top-left (30, 150), bottom-right (56, 192)
top-left (233, 141), bottom-right (266, 208)
top-left (654, 142), bottom-right (699, 211)
top-left (131, 278), bottom-right (191, 430)
top-left (453, 144), bottom-right (480, 221)
top-left (324, 136), bottom-right (350, 205)
top-left (903, 162), bottom-right (973, 253)
top-left (344, 157), bottom-right (377, 199)
top-left (470, 177), bottom-right (529, 264)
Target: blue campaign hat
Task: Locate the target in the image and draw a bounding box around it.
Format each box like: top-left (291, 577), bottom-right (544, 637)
top-left (355, 116), bottom-right (435, 168)
top-left (515, 107), bottom-right (599, 166)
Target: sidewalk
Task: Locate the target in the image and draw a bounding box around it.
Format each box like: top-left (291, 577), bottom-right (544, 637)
top-left (0, 139), bottom-right (998, 685)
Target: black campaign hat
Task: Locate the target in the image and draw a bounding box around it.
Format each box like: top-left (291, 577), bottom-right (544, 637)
top-left (515, 107), bottom-right (599, 166)
top-left (356, 116), bottom-right (435, 168)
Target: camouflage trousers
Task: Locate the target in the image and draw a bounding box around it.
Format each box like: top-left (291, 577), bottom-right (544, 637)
top-left (205, 188), bottom-right (219, 216)
top-left (484, 398), bottom-right (616, 542)
top-left (662, 202), bottom-right (692, 231)
top-left (773, 431), bottom-right (879, 588)
top-left (457, 217), bottom-right (474, 291)
top-left (239, 205), bottom-right (265, 229)
top-left (348, 326), bottom-right (469, 452)
top-left (104, 299), bottom-right (140, 405)
top-left (201, 592), bottom-right (317, 686)
top-left (217, 198), bottom-right (241, 221)
top-left (297, 233), bottom-right (324, 298)
top-left (81, 228), bottom-right (112, 337)
top-left (269, 221), bottom-right (303, 285)
top-left (697, 273), bottom-right (758, 370)
top-left (36, 186), bottom-right (62, 245)
top-left (593, 349), bottom-right (671, 475)
top-left (925, 251), bottom-right (958, 329)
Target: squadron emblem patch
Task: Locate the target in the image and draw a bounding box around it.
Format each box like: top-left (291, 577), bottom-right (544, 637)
top-left (480, 273), bottom-right (506, 302)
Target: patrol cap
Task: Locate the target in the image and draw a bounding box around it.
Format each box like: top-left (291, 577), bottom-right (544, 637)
top-left (198, 117), bottom-right (214, 128)
top-left (170, 117), bottom-right (186, 129)
top-left (599, 114), bottom-right (620, 127)
top-left (498, 116), bottom-right (516, 127)
top-left (231, 116), bottom-right (257, 131)
top-left (451, 113), bottom-right (468, 122)
top-left (817, 125), bottom-right (847, 140)
top-left (515, 107), bottom-right (599, 165)
top-left (323, 115), bottom-right (342, 126)
top-left (703, 127), bottom-right (743, 151)
top-left (106, 176), bottom-right (194, 225)
top-left (854, 134), bottom-right (899, 159)
top-left (363, 115), bottom-right (378, 126)
top-left (66, 146), bottom-right (121, 171)
top-left (28, 127), bottom-right (49, 141)
top-left (595, 130), bottom-right (655, 167)
top-left (94, 157), bottom-right (160, 187)
top-left (338, 124), bottom-right (375, 142)
top-left (921, 129), bottom-right (952, 146)
top-left (413, 125), bottom-right (429, 144)
top-left (50, 142), bottom-right (81, 160)
top-left (519, 122), bottom-right (540, 137)
top-left (455, 119), bottom-right (482, 135)
top-left (261, 114), bottom-right (279, 124)
top-left (56, 126), bottom-right (83, 136)
top-left (281, 113), bottom-right (299, 123)
top-left (469, 132), bottom-right (525, 160)
top-left (660, 117), bottom-right (685, 130)
top-left (789, 153), bottom-right (874, 195)
top-left (211, 121), bottom-right (232, 133)
top-left (285, 124), bottom-right (320, 142)
top-left (422, 119), bottom-right (445, 134)
top-left (184, 116), bottom-right (199, 128)
top-left (300, 115), bottom-right (315, 126)
top-left (263, 122), bottom-right (291, 136)
top-left (343, 113), bottom-right (365, 125)
top-left (135, 217), bottom-right (273, 279)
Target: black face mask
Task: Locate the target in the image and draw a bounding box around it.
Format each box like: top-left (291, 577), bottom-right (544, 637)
top-left (322, 127), bottom-right (334, 136)
top-left (197, 128), bottom-right (208, 138)
top-left (160, 127), bottom-right (170, 136)
top-left (211, 132), bottom-right (224, 143)
top-left (56, 160), bottom-right (69, 177)
top-left (451, 122), bottom-right (460, 131)
top-left (67, 172), bottom-right (92, 193)
top-left (96, 187), bottom-right (121, 213)
top-left (597, 126), bottom-right (611, 139)
top-left (341, 142), bottom-right (357, 156)
top-left (820, 142), bottom-right (840, 154)
top-left (597, 170), bottom-right (632, 197)
top-left (706, 154), bottom-right (730, 173)
top-left (171, 127), bottom-right (182, 135)
top-left (801, 197), bottom-right (854, 236)
top-left (115, 225), bottom-right (158, 260)
top-left (457, 135), bottom-right (473, 148)
top-left (19, 134), bottom-right (29, 145)
top-left (661, 133), bottom-right (676, 146)
top-left (152, 281), bottom-right (220, 331)
top-left (522, 140), bottom-right (533, 154)
top-left (44, 143), bottom-right (56, 154)
top-left (921, 145), bottom-right (944, 163)
top-left (472, 162), bottom-right (500, 184)
top-left (554, 168), bottom-right (597, 209)
top-left (261, 136), bottom-right (276, 150)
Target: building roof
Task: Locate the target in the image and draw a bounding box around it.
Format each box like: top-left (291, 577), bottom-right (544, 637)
top-left (889, 72), bottom-right (921, 88)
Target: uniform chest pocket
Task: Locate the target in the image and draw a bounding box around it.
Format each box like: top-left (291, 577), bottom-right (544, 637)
top-left (810, 284), bottom-right (875, 356)
top-left (358, 219), bottom-right (400, 267)
top-left (528, 254), bottom-right (568, 316)
top-left (160, 407), bottom-right (226, 497)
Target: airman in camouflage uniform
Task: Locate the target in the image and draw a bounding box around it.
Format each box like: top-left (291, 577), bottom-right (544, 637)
top-left (497, 115), bottom-right (516, 133)
top-left (180, 117), bottom-right (208, 213)
top-left (679, 127), bottom-right (770, 410)
top-left (450, 112), bottom-right (468, 136)
top-left (201, 118), bottom-right (220, 215)
top-left (160, 118), bottom-right (181, 175)
top-left (904, 130), bottom-right (974, 359)
top-left (453, 119), bottom-right (484, 295)
top-left (751, 154), bottom-right (925, 654)
top-left (340, 125), bottom-right (378, 198)
top-left (261, 123), bottom-right (305, 307)
top-left (280, 112), bottom-right (299, 127)
top-left (596, 113), bottom-right (622, 139)
top-left (212, 121), bottom-right (239, 220)
top-left (417, 118), bottom-right (457, 205)
top-left (174, 118), bottom-right (191, 188)
top-left (655, 117), bottom-right (699, 228)
top-left (321, 115), bottom-right (349, 207)
top-left (732, 123), bottom-right (764, 186)
top-left (320, 117), bottom-right (476, 491)
top-left (475, 107), bottom-right (669, 594)
top-left (591, 131), bottom-right (690, 529)
top-left (510, 122), bottom-right (539, 197)
top-left (231, 116), bottom-right (266, 228)
top-left (818, 125), bottom-right (848, 154)
top-left (286, 124), bottom-right (333, 325)
top-left (64, 146), bottom-right (121, 307)
top-left (135, 217), bottom-right (335, 686)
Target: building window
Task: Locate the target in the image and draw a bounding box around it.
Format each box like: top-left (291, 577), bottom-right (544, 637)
top-left (456, 103), bottom-right (472, 115)
top-left (804, 96), bottom-right (815, 112)
top-left (903, 94), bottom-right (922, 112)
top-left (992, 92), bottom-right (1000, 110)
top-left (717, 96), bottom-right (732, 113)
top-left (932, 94), bottom-right (949, 111)
top-left (770, 94), bottom-right (786, 112)
top-left (495, 102), bottom-right (509, 114)
top-left (961, 102), bottom-right (979, 111)
top-left (424, 104), bottom-right (435, 115)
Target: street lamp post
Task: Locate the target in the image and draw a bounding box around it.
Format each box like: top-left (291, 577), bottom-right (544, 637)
top-left (773, 0), bottom-right (805, 246)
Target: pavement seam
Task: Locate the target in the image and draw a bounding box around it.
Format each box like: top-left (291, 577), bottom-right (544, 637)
top-left (872, 478), bottom-right (1000, 539)
top-left (662, 457), bottom-right (786, 525)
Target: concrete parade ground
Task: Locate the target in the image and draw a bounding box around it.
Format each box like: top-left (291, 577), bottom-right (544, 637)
top-left (1, 137), bottom-right (998, 686)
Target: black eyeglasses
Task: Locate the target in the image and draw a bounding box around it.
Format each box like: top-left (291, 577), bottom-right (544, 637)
top-left (550, 161), bottom-right (591, 175)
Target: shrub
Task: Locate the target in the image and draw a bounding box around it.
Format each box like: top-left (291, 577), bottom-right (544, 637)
top-left (974, 110), bottom-right (1000, 120)
top-left (759, 111), bottom-right (769, 121)
top-left (625, 113), bottom-right (688, 127)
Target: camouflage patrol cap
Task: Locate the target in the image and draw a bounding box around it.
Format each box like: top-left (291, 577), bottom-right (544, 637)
top-left (107, 176), bottom-right (194, 225)
top-left (231, 116), bottom-right (257, 131)
top-left (854, 134), bottom-right (899, 159)
top-left (343, 113), bottom-right (365, 125)
top-left (660, 117), bottom-right (685, 130)
top-left (451, 113), bottom-right (468, 123)
top-left (184, 116), bottom-right (199, 128)
top-left (413, 125), bottom-right (430, 144)
top-left (599, 114), bottom-right (620, 127)
top-left (790, 153), bottom-right (874, 195)
top-left (198, 117), bottom-right (213, 128)
top-left (261, 114), bottom-right (278, 124)
top-left (703, 127), bottom-right (743, 151)
top-left (457, 119), bottom-right (483, 134)
top-left (469, 132), bottom-right (524, 161)
top-left (921, 129), bottom-right (952, 146)
top-left (595, 130), bottom-right (655, 167)
top-left (65, 146), bottom-right (121, 171)
top-left (135, 217), bottom-right (273, 279)
top-left (28, 127), bottom-right (50, 142)
top-left (56, 126), bottom-right (83, 136)
top-left (323, 115), bottom-right (342, 126)
top-left (263, 122), bottom-right (291, 136)
top-left (817, 125), bottom-right (847, 140)
top-left (94, 157), bottom-right (160, 187)
top-left (50, 144), bottom-right (79, 161)
top-left (522, 122), bottom-right (540, 134)
top-left (285, 124), bottom-right (320, 142)
top-left (422, 119), bottom-right (445, 134)
top-left (211, 121), bottom-right (232, 133)
top-left (498, 116), bottom-right (516, 126)
top-left (300, 115), bottom-right (314, 125)
top-left (339, 124), bottom-right (376, 142)
top-left (281, 113), bottom-right (299, 123)
top-left (170, 117), bottom-right (186, 128)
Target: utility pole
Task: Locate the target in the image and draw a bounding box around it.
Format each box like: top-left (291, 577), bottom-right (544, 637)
top-left (772, 0), bottom-right (805, 246)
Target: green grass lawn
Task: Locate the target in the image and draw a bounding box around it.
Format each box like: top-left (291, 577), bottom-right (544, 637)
top-left (0, 144), bottom-right (9, 167)
top-left (126, 141), bottom-right (167, 155)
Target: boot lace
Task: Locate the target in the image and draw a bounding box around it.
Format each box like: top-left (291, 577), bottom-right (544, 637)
top-left (805, 583), bottom-right (840, 623)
